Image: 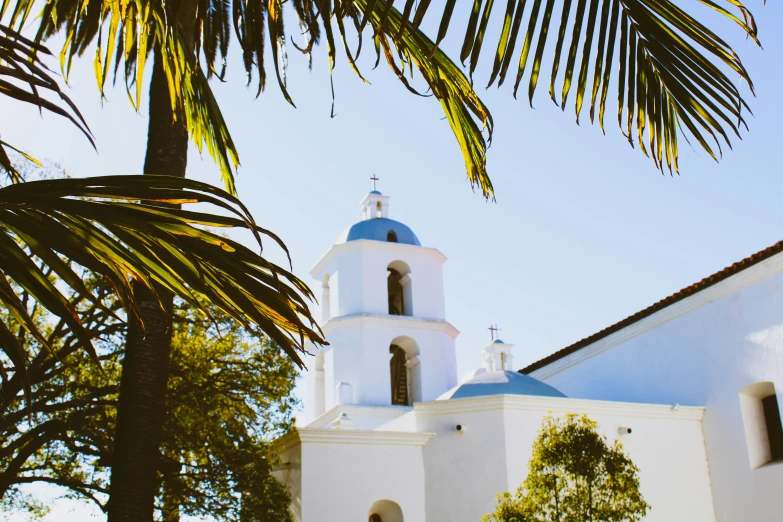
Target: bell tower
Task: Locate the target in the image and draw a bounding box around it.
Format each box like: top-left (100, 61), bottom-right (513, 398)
top-left (305, 190), bottom-right (459, 423)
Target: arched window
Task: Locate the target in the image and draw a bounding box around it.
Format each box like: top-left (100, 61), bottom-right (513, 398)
top-left (369, 500), bottom-right (403, 522)
top-left (376, 201), bottom-right (382, 218)
top-left (389, 345), bottom-right (409, 405)
top-left (389, 336), bottom-right (421, 406)
top-left (387, 269), bottom-right (404, 315)
top-left (387, 229), bottom-right (398, 242)
top-left (387, 261), bottom-right (412, 317)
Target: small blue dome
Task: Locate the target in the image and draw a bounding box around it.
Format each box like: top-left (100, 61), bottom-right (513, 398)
top-left (337, 218), bottom-right (421, 246)
top-left (438, 370), bottom-right (566, 400)
top-left (370, 190), bottom-right (382, 195)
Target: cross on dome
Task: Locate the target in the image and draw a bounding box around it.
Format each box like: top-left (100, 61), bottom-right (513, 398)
top-left (488, 324), bottom-right (501, 341)
top-left (370, 175), bottom-right (379, 192)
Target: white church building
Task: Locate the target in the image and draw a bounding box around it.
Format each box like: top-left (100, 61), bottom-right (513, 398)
top-left (275, 190), bottom-right (783, 522)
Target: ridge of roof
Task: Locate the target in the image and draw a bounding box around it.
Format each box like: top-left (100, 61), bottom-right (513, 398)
top-left (520, 240), bottom-right (783, 375)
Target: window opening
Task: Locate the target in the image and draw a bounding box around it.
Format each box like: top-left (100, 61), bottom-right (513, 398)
top-left (387, 229), bottom-right (398, 242)
top-left (390, 345), bottom-right (409, 406)
top-left (387, 269), bottom-right (404, 315)
top-left (763, 394), bottom-right (783, 462)
top-left (376, 201), bottom-right (382, 218)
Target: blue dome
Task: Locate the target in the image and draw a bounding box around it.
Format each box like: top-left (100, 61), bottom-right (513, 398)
top-left (337, 218), bottom-right (421, 246)
top-left (438, 370), bottom-right (566, 400)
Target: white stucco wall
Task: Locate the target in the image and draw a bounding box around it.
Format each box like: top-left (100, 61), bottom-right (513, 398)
top-left (531, 254), bottom-right (783, 522)
top-left (314, 317), bottom-right (458, 412)
top-left (311, 240), bottom-right (448, 321)
top-left (278, 430), bottom-right (431, 522)
top-left (305, 228), bottom-right (458, 424)
top-left (274, 442), bottom-right (303, 521)
top-left (416, 395), bottom-right (715, 522)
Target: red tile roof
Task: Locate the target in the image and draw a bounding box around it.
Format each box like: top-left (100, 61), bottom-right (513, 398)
top-left (520, 241), bottom-right (783, 375)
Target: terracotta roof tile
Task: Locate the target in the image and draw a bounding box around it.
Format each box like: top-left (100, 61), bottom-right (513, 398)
top-left (520, 241), bottom-right (783, 375)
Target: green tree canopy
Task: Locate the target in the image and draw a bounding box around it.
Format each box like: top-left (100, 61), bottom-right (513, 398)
top-left (485, 414), bottom-right (649, 522)
top-left (0, 268), bottom-right (297, 521)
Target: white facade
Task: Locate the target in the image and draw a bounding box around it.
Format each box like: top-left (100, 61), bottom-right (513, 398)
top-left (276, 191), bottom-right (783, 522)
top-left (528, 249), bottom-right (783, 522)
top-left (305, 191), bottom-right (458, 419)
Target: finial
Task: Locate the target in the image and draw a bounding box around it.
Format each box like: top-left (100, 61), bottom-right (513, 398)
top-left (370, 175), bottom-right (379, 191)
top-left (488, 324), bottom-right (500, 341)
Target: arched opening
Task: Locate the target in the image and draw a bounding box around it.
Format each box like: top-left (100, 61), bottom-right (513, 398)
top-left (368, 500), bottom-right (404, 522)
top-left (387, 229), bottom-right (398, 242)
top-left (376, 201), bottom-right (382, 218)
top-left (389, 336), bottom-right (421, 406)
top-left (387, 269), bottom-right (404, 315)
top-left (387, 261), bottom-right (412, 317)
top-left (389, 345), bottom-right (408, 405)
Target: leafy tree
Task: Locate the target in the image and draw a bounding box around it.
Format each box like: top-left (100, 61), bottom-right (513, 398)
top-left (0, 265), bottom-right (298, 521)
top-left (4, 0), bottom-right (763, 517)
top-left (0, 27), bottom-right (324, 522)
top-left (485, 414), bottom-right (649, 522)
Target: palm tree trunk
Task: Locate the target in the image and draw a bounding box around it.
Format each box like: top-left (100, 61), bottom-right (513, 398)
top-left (106, 47), bottom-right (188, 521)
top-left (161, 470), bottom-right (182, 522)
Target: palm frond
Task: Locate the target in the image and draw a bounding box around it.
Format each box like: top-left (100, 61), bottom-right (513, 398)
top-left (0, 175), bottom-right (325, 400)
top-left (31, 0), bottom-right (760, 198)
top-left (0, 24), bottom-right (94, 182)
top-left (34, 0), bottom-right (241, 194)
top-left (214, 0), bottom-right (760, 180)
top-left (380, 0), bottom-right (758, 174)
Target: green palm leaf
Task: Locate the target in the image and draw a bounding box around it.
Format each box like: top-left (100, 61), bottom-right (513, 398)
top-left (383, 0), bottom-right (758, 174)
top-left (0, 23), bottom-right (94, 183)
top-left (30, 0), bottom-right (760, 194)
top-left (0, 175), bottom-right (325, 400)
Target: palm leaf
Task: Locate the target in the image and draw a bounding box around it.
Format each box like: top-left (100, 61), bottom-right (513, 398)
top-left (386, 0), bottom-right (758, 174)
top-left (29, 0), bottom-right (761, 201)
top-left (34, 0), bottom-right (241, 194)
top-left (0, 175), bottom-right (325, 400)
top-left (0, 24), bottom-right (94, 183)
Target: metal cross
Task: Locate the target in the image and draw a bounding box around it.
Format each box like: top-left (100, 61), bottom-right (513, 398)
top-left (488, 324), bottom-right (500, 341)
top-left (370, 175), bottom-right (379, 191)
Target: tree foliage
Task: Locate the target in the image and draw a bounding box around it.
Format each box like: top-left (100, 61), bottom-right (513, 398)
top-left (0, 267), bottom-right (297, 521)
top-left (485, 414), bottom-right (649, 522)
top-left (0, 160), bottom-right (323, 401)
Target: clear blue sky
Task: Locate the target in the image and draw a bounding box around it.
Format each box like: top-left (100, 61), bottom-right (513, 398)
top-left (0, 0), bottom-right (783, 516)
top-left (2, 1), bottom-right (781, 372)
top-left (3, 1), bottom-right (782, 375)
top-left (2, 2), bottom-right (782, 516)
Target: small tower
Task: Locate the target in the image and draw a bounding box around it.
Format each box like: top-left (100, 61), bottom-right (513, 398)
top-left (305, 190), bottom-right (459, 422)
top-left (481, 339), bottom-right (514, 372)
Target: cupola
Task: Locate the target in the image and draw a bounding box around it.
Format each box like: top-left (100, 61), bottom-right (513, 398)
top-left (438, 337), bottom-right (566, 400)
top-left (336, 190), bottom-right (421, 246)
